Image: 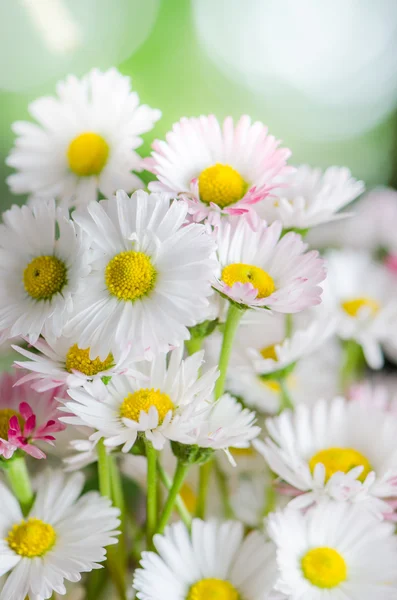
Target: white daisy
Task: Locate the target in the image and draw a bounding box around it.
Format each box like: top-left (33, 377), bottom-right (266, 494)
top-left (12, 335), bottom-right (139, 391)
top-left (60, 349), bottom-right (219, 452)
top-left (256, 396), bottom-right (397, 517)
top-left (6, 68), bottom-right (161, 208)
top-left (65, 190), bottom-right (216, 359)
top-left (0, 199), bottom-right (89, 344)
top-left (147, 114), bottom-right (292, 224)
top-left (268, 501), bottom-right (397, 600)
top-left (256, 165), bottom-right (364, 230)
top-left (213, 215), bottom-right (326, 312)
top-left (133, 519), bottom-right (277, 600)
top-left (323, 249), bottom-right (397, 368)
top-left (0, 468), bottom-right (120, 600)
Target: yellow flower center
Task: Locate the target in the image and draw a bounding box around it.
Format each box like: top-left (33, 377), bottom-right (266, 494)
top-left (198, 163), bottom-right (247, 208)
top-left (67, 132), bottom-right (109, 177)
top-left (23, 255), bottom-right (67, 300)
top-left (187, 578), bottom-right (239, 600)
top-left (342, 296), bottom-right (380, 318)
top-left (120, 388), bottom-right (174, 424)
top-left (180, 483), bottom-right (197, 514)
top-left (260, 343), bottom-right (279, 361)
top-left (6, 518), bottom-right (56, 558)
top-left (221, 264), bottom-right (275, 299)
top-left (301, 547), bottom-right (347, 589)
top-left (0, 409), bottom-right (22, 440)
top-left (309, 447), bottom-right (372, 483)
top-left (105, 251), bottom-right (156, 301)
top-left (65, 344), bottom-right (114, 376)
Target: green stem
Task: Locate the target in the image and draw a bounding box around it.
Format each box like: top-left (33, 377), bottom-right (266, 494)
top-left (185, 336), bottom-right (203, 355)
top-left (278, 377), bottom-right (294, 411)
top-left (285, 313), bottom-right (293, 338)
top-left (97, 438), bottom-right (111, 498)
top-left (214, 461), bottom-right (234, 519)
top-left (340, 339), bottom-right (365, 392)
top-left (4, 455), bottom-right (34, 515)
top-left (196, 460), bottom-right (213, 519)
top-left (157, 460), bottom-right (192, 529)
top-left (145, 440), bottom-right (158, 547)
top-left (263, 478), bottom-right (277, 516)
top-left (109, 455), bottom-right (127, 569)
top-left (214, 303), bottom-right (244, 399)
top-left (157, 460), bottom-right (190, 534)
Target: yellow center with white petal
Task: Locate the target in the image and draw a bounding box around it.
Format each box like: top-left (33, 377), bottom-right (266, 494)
top-left (260, 343), bottom-right (279, 361)
top-left (105, 251), bottom-right (156, 301)
top-left (187, 578), bottom-right (239, 600)
top-left (180, 483), bottom-right (197, 514)
top-left (67, 132), bottom-right (109, 177)
top-left (23, 255), bottom-right (67, 300)
top-left (301, 547), bottom-right (347, 589)
top-left (198, 163), bottom-right (247, 208)
top-left (0, 409), bottom-right (22, 440)
top-left (341, 296), bottom-right (380, 318)
top-left (120, 388), bottom-right (174, 424)
top-left (65, 344), bottom-right (114, 376)
top-left (221, 264), bottom-right (275, 299)
top-left (309, 447), bottom-right (372, 483)
top-left (6, 518), bottom-right (56, 558)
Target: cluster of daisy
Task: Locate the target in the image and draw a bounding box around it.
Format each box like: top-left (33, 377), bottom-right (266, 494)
top-left (0, 67), bottom-right (397, 599)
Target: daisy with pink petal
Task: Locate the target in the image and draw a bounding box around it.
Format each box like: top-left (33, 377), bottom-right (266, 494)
top-left (147, 114), bottom-right (292, 224)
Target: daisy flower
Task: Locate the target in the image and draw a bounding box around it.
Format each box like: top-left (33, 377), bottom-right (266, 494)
top-left (147, 114), bottom-right (292, 224)
top-left (213, 215), bottom-right (326, 312)
top-left (256, 165), bottom-right (364, 230)
top-left (6, 68), bottom-right (161, 208)
top-left (323, 249), bottom-right (397, 368)
top-left (60, 349), bottom-right (219, 452)
top-left (13, 335), bottom-right (138, 391)
top-left (133, 519), bottom-right (277, 600)
top-left (256, 397), bottom-right (397, 517)
top-left (0, 469), bottom-right (120, 600)
top-left (268, 501), bottom-right (397, 600)
top-left (65, 190), bottom-right (216, 359)
top-left (0, 371), bottom-right (66, 460)
top-left (0, 199), bottom-right (90, 344)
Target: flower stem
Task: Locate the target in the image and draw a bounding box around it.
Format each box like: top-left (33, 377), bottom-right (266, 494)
top-left (214, 303), bottom-right (244, 399)
top-left (185, 336), bottom-right (203, 355)
top-left (195, 460), bottom-right (213, 519)
top-left (263, 477), bottom-right (277, 516)
top-left (157, 460), bottom-right (190, 534)
top-left (145, 440), bottom-right (158, 547)
top-left (278, 377), bottom-right (294, 411)
top-left (109, 455), bottom-right (127, 570)
top-left (4, 455), bottom-right (34, 515)
top-left (157, 460), bottom-right (192, 529)
top-left (97, 438), bottom-right (111, 498)
top-left (285, 313), bottom-right (293, 338)
top-left (214, 460), bottom-right (234, 519)
top-left (340, 339), bottom-right (365, 392)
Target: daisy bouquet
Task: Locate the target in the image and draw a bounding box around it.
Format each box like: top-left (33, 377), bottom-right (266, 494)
top-left (1, 67), bottom-right (397, 600)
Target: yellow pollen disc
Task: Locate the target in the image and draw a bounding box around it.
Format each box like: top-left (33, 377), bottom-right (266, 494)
top-left (301, 547), bottom-right (347, 589)
top-left (120, 388), bottom-right (174, 424)
top-left (221, 263), bottom-right (275, 299)
top-left (6, 518), bottom-right (56, 558)
top-left (65, 344), bottom-right (114, 376)
top-left (67, 132), bottom-right (109, 177)
top-left (180, 483), bottom-right (197, 514)
top-left (187, 578), bottom-right (239, 600)
top-left (105, 251), bottom-right (156, 302)
top-left (198, 163), bottom-right (247, 208)
top-left (260, 343), bottom-right (279, 361)
top-left (342, 296), bottom-right (380, 318)
top-left (0, 409), bottom-right (23, 440)
top-left (23, 255), bottom-right (67, 300)
top-left (309, 447), bottom-right (372, 483)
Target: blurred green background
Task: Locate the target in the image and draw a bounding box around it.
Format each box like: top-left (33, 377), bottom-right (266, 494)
top-left (1, 0), bottom-right (397, 211)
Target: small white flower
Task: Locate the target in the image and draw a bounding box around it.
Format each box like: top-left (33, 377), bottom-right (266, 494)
top-left (133, 519), bottom-right (277, 600)
top-left (6, 68), bottom-right (161, 208)
top-left (256, 396), bottom-right (397, 517)
top-left (257, 165), bottom-right (364, 230)
top-left (0, 199), bottom-right (89, 344)
top-left (147, 114), bottom-right (292, 224)
top-left (0, 469), bottom-right (119, 600)
top-left (213, 215), bottom-right (326, 312)
top-left (65, 190), bottom-right (216, 359)
top-left (268, 502), bottom-right (397, 600)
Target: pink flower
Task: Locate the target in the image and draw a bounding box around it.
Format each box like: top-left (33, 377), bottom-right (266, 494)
top-left (0, 370), bottom-right (66, 460)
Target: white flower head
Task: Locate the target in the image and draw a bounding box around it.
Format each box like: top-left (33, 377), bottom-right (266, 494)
top-left (256, 396), bottom-right (397, 517)
top-left (7, 68), bottom-right (161, 209)
top-left (0, 199), bottom-right (90, 344)
top-left (213, 214), bottom-right (326, 312)
top-left (133, 519), bottom-right (277, 600)
top-left (0, 469), bottom-right (120, 600)
top-left (257, 165), bottom-right (364, 230)
top-left (65, 190), bottom-right (216, 359)
top-left (147, 114), bottom-right (292, 224)
top-left (268, 501), bottom-right (397, 600)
